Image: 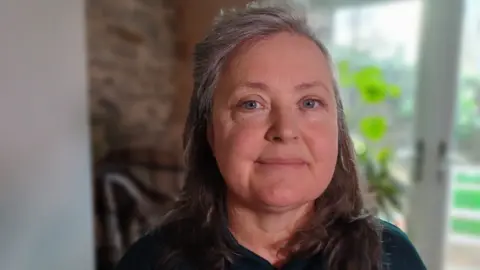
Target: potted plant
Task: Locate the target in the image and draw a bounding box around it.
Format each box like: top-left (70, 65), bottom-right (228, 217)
top-left (338, 60), bottom-right (406, 221)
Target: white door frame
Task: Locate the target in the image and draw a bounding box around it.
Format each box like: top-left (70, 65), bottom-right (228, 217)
top-left (407, 0), bottom-right (465, 269)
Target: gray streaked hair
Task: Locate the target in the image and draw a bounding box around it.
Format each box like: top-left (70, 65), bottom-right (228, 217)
top-left (167, 3), bottom-right (383, 270)
top-left (185, 0), bottom-right (371, 201)
top-left (186, 2), bottom-right (341, 137)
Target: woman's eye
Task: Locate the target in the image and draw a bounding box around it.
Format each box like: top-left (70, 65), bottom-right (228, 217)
top-left (301, 98), bottom-right (322, 109)
top-left (240, 100), bottom-right (261, 110)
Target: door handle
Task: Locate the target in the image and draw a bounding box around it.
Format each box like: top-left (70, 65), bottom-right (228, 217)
top-left (413, 139), bottom-right (425, 184)
top-left (436, 140), bottom-right (448, 184)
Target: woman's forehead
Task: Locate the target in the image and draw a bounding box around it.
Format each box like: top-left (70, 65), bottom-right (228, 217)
top-left (217, 32), bottom-right (333, 95)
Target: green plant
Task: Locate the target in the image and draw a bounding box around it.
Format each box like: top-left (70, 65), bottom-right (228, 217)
top-left (338, 60), bottom-right (406, 219)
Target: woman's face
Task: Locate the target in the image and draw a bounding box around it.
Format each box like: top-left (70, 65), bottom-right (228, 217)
top-left (210, 32), bottom-right (338, 211)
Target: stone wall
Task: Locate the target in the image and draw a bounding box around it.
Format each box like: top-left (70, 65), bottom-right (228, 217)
top-left (88, 0), bottom-right (251, 165)
top-left (88, 0), bottom-right (253, 208)
top-left (88, 0), bottom-right (175, 162)
top-left (164, 0), bottom-right (252, 162)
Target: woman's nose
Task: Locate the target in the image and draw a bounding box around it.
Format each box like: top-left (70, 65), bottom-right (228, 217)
top-left (265, 108), bottom-right (299, 143)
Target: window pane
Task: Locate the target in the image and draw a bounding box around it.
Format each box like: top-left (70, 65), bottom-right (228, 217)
top-left (448, 0), bottom-right (480, 269)
top-left (307, 0), bottom-right (423, 230)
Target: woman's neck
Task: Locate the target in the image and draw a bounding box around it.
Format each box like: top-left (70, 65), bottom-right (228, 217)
top-left (226, 197), bottom-right (314, 265)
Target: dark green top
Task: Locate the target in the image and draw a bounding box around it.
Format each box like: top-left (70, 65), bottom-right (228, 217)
top-left (115, 220), bottom-right (426, 270)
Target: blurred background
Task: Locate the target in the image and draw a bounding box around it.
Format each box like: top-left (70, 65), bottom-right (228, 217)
top-left (0, 0), bottom-right (479, 270)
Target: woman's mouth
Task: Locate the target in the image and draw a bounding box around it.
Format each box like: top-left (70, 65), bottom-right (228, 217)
top-left (256, 157), bottom-right (307, 166)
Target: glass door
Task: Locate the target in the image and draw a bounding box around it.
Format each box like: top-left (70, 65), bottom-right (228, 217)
top-left (328, 0), bottom-right (424, 230)
top-left (305, 0), bottom-right (424, 231)
top-left (304, 0), bottom-right (471, 269)
top-left (445, 0), bottom-right (480, 269)
top-left (389, 0), bottom-right (467, 269)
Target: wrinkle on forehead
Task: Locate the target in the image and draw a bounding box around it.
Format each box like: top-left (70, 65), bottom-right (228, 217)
top-left (215, 32), bottom-right (335, 101)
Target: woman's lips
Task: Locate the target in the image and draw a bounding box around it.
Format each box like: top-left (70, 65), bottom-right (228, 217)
top-left (256, 158), bottom-right (307, 166)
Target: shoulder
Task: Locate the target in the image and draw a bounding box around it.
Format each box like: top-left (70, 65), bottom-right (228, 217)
top-left (114, 226), bottom-right (194, 270)
top-left (379, 220), bottom-right (426, 270)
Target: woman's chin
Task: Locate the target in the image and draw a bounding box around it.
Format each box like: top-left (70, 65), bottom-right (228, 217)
top-left (254, 189), bottom-right (317, 212)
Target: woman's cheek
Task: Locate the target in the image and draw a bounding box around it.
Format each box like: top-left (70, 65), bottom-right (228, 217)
top-left (232, 119), bottom-right (267, 141)
top-left (301, 107), bottom-right (336, 122)
top-left (230, 115), bottom-right (268, 147)
top-left (231, 109), bottom-right (269, 124)
top-left (300, 111), bottom-right (339, 140)
top-left (216, 111), bottom-right (268, 146)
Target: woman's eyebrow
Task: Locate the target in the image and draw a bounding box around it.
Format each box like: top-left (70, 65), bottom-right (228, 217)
top-left (295, 80), bottom-right (330, 92)
top-left (235, 80), bottom-right (329, 92)
top-left (236, 81), bottom-right (270, 91)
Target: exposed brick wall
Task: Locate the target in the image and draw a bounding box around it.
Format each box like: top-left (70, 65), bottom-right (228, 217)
top-left (163, 0), bottom-right (253, 165)
top-left (87, 1), bottom-right (252, 269)
top-left (87, 2), bottom-right (177, 269)
top-left (88, 0), bottom-right (252, 165)
top-left (87, 0), bottom-right (175, 162)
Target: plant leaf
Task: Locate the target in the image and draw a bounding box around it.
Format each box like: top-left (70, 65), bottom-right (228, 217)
top-left (355, 66), bottom-right (383, 83)
top-left (359, 81), bottom-right (388, 103)
top-left (376, 147), bottom-right (392, 165)
top-left (388, 84), bottom-right (402, 99)
top-left (354, 66), bottom-right (388, 103)
top-left (359, 116), bottom-right (388, 141)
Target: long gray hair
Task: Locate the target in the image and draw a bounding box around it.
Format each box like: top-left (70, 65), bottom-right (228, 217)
top-left (158, 3), bottom-right (382, 270)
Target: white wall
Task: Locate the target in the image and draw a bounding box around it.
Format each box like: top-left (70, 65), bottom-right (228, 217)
top-left (0, 0), bottom-right (94, 270)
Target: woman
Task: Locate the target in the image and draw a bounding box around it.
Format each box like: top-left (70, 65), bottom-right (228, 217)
top-left (115, 4), bottom-right (426, 270)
